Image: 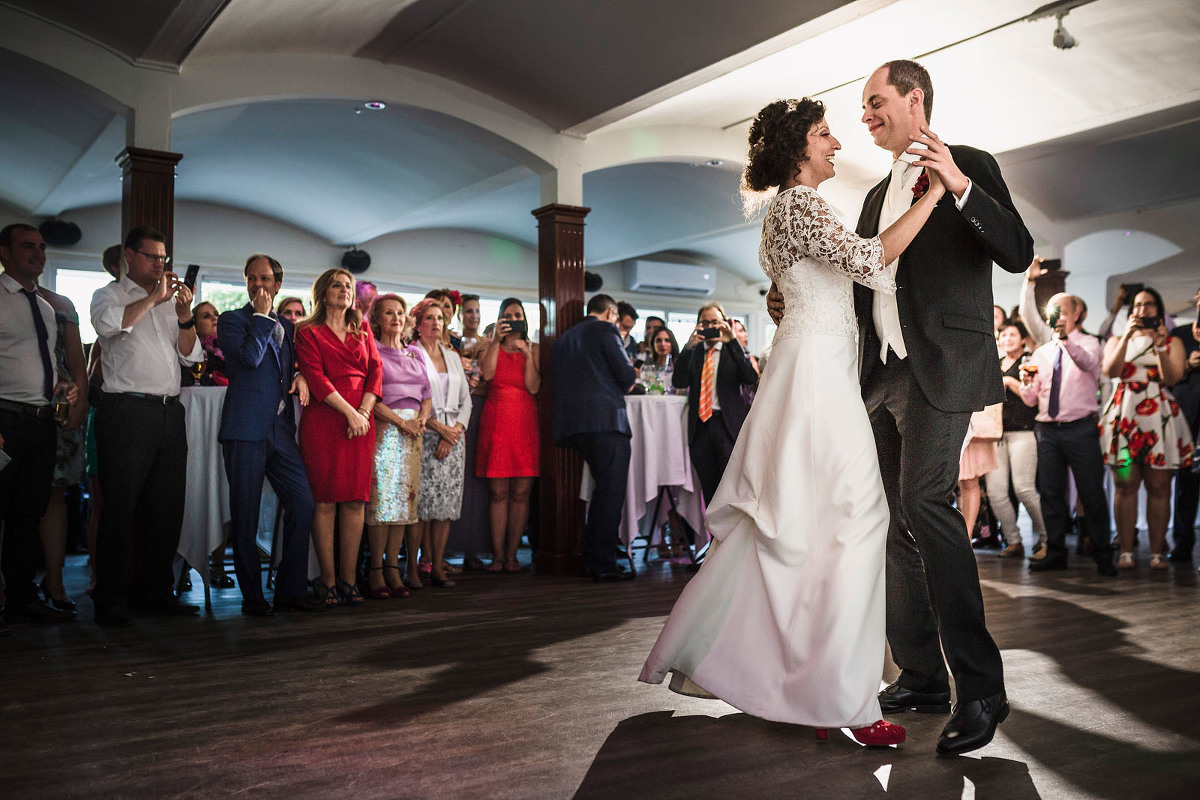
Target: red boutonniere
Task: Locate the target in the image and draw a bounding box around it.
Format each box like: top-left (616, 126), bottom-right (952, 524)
top-left (912, 171), bottom-right (930, 200)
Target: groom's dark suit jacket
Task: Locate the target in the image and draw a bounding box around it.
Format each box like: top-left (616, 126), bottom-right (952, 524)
top-left (852, 145), bottom-right (1034, 412)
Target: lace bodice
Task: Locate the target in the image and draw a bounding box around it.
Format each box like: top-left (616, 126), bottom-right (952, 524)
top-left (760, 185), bottom-right (894, 341)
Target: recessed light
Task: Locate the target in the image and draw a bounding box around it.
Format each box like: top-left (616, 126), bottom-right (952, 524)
top-left (705, 160), bottom-right (723, 167)
top-left (364, 101), bottom-right (386, 111)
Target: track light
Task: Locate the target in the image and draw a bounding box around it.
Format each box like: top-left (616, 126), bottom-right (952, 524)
top-left (1052, 12), bottom-right (1077, 49)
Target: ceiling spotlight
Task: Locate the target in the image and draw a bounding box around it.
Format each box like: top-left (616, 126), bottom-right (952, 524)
top-left (1052, 12), bottom-right (1077, 49)
top-left (363, 101), bottom-right (386, 110)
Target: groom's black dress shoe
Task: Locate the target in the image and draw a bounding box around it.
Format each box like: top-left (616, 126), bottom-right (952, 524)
top-left (878, 682), bottom-right (951, 714)
top-left (936, 691), bottom-right (1009, 756)
top-left (1029, 557), bottom-right (1068, 572)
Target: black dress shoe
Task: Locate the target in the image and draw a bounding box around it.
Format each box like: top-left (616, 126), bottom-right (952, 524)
top-left (937, 691), bottom-right (1009, 756)
top-left (240, 599), bottom-right (275, 617)
top-left (1167, 552), bottom-right (1194, 566)
top-left (273, 595), bottom-right (326, 613)
top-left (1096, 559), bottom-right (1118, 577)
top-left (95, 605), bottom-right (133, 628)
top-left (594, 569), bottom-right (635, 583)
top-left (1029, 558), bottom-right (1068, 572)
top-left (878, 681), bottom-right (951, 714)
top-left (210, 572), bottom-right (237, 589)
top-left (9, 597), bottom-right (77, 624)
top-left (136, 595), bottom-right (200, 616)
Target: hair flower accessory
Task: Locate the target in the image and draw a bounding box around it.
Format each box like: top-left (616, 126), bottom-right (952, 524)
top-left (912, 171), bottom-right (930, 200)
top-left (449, 290), bottom-right (462, 307)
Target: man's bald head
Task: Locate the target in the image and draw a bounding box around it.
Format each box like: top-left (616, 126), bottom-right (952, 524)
top-left (1047, 293), bottom-right (1084, 335)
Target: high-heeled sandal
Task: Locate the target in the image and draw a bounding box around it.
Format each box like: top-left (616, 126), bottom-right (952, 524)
top-left (383, 565), bottom-right (410, 597)
top-left (39, 578), bottom-right (76, 612)
top-left (312, 579), bottom-right (340, 607)
top-left (1149, 553), bottom-right (1168, 570)
top-left (336, 578), bottom-right (365, 606)
top-left (367, 567), bottom-right (391, 600)
top-left (1118, 551), bottom-right (1135, 569)
top-left (815, 719), bottom-right (906, 746)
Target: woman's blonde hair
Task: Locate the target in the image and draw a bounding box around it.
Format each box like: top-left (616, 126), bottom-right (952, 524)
top-left (300, 268), bottom-right (363, 334)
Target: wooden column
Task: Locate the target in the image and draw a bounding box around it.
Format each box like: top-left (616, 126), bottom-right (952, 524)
top-left (533, 203), bottom-right (590, 576)
top-left (1033, 269), bottom-right (1069, 313)
top-left (117, 147), bottom-right (183, 252)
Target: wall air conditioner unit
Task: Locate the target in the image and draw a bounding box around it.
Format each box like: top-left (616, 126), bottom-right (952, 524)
top-left (625, 260), bottom-right (716, 297)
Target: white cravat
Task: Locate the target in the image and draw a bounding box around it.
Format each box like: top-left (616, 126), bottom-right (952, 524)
top-left (871, 157), bottom-right (920, 362)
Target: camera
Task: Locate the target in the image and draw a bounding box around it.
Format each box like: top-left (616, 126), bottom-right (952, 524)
top-left (1136, 315), bottom-right (1161, 330)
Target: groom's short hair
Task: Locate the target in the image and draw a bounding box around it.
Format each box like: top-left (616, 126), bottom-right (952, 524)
top-left (882, 59), bottom-right (933, 123)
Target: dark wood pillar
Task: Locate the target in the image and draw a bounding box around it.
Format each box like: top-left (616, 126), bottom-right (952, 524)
top-left (117, 147), bottom-right (183, 252)
top-left (533, 203), bottom-right (590, 576)
top-left (1033, 269), bottom-right (1069, 315)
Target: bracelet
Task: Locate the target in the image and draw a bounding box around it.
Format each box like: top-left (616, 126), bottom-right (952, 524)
top-left (356, 408), bottom-right (370, 418)
top-left (177, 318), bottom-right (196, 329)
top-left (1155, 343), bottom-right (1169, 353)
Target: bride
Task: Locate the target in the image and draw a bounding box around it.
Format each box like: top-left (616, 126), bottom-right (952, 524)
top-left (638, 98), bottom-right (946, 746)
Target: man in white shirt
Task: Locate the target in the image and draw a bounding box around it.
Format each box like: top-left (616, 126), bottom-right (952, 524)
top-left (89, 225), bottom-right (202, 627)
top-left (0, 223), bottom-right (79, 627)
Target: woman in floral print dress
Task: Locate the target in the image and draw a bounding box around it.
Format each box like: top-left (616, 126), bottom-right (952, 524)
top-left (1099, 287), bottom-right (1194, 569)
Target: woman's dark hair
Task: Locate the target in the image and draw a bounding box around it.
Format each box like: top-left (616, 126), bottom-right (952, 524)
top-left (742, 98), bottom-right (826, 192)
top-left (498, 297), bottom-right (524, 318)
top-left (650, 326), bottom-right (680, 366)
top-left (999, 319), bottom-right (1029, 340)
top-left (1127, 286), bottom-right (1166, 321)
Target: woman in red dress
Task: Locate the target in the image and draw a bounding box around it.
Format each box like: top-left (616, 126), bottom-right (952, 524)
top-left (476, 298), bottom-right (540, 573)
top-left (295, 268), bottom-right (383, 606)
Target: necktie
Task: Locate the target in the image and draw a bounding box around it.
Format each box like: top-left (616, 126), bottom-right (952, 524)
top-left (270, 314), bottom-right (285, 349)
top-left (698, 346), bottom-right (717, 422)
top-left (1047, 345), bottom-right (1064, 419)
top-left (874, 160), bottom-right (912, 363)
top-left (22, 289), bottom-right (54, 401)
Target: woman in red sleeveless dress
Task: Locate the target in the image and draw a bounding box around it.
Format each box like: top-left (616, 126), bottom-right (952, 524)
top-left (476, 298), bottom-right (539, 572)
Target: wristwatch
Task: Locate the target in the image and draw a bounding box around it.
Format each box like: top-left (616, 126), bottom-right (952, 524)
top-left (178, 318), bottom-right (196, 329)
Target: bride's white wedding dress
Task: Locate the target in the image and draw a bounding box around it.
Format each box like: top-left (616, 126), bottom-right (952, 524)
top-left (638, 184), bottom-right (896, 727)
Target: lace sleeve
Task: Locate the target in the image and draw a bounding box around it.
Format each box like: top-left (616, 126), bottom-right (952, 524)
top-left (763, 187), bottom-right (894, 294)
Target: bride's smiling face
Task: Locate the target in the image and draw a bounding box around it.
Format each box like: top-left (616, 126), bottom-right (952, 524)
top-left (798, 118), bottom-right (841, 187)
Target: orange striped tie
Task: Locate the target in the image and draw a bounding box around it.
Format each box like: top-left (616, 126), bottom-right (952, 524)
top-left (698, 346), bottom-right (716, 422)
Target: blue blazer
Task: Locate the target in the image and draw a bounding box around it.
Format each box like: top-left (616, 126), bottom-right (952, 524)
top-left (549, 316), bottom-right (637, 446)
top-left (217, 304), bottom-right (298, 443)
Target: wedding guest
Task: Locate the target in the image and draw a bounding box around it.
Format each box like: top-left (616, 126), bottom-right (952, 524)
top-left (1099, 287), bottom-right (1193, 569)
top-left (992, 305), bottom-right (1008, 335)
top-left (477, 298), bottom-right (540, 573)
top-left (673, 302), bottom-right (758, 504)
top-left (958, 429), bottom-right (997, 541)
top-left (730, 319), bottom-right (759, 374)
top-left (550, 294), bottom-right (637, 581)
top-left (648, 326), bottom-right (680, 368)
top-left (617, 301), bottom-right (639, 361)
top-left (1168, 289), bottom-right (1200, 564)
top-left (181, 301), bottom-right (227, 387)
top-left (986, 320), bottom-right (1047, 559)
top-left (90, 225), bottom-right (203, 625)
top-left (1019, 293), bottom-right (1117, 576)
top-left (366, 295), bottom-right (431, 599)
top-left (424, 288), bottom-right (462, 352)
top-left (35, 282), bottom-right (88, 613)
top-left (355, 280), bottom-right (378, 317)
top-left (0, 223), bottom-right (78, 625)
top-left (449, 293), bottom-right (490, 570)
top-left (277, 296), bottom-right (306, 325)
top-left (412, 298), bottom-right (472, 589)
top-left (295, 268), bottom-right (382, 606)
top-left (636, 315), bottom-right (666, 364)
top-left (218, 254), bottom-right (324, 616)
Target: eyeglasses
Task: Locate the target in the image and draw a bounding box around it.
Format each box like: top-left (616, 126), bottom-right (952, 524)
top-left (134, 250), bottom-right (171, 265)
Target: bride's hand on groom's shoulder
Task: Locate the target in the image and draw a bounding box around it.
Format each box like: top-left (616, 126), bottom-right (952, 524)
top-left (908, 127), bottom-right (967, 198)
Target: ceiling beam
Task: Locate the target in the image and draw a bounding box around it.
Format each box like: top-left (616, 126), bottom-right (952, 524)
top-left (139, 0), bottom-right (234, 67)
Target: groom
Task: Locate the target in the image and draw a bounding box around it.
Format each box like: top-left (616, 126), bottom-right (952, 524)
top-left (769, 60), bottom-right (1033, 755)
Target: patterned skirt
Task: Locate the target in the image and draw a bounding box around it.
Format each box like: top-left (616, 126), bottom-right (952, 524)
top-left (417, 429), bottom-right (466, 522)
top-left (1100, 380), bottom-right (1195, 470)
top-left (367, 409), bottom-right (423, 526)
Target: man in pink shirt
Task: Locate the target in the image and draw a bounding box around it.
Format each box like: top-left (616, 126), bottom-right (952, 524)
top-left (1020, 293), bottom-right (1117, 576)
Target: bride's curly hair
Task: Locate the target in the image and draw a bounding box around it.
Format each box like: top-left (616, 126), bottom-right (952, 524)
top-left (740, 98), bottom-right (825, 217)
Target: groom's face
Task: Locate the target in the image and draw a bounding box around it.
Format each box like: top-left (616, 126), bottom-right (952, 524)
top-left (861, 67), bottom-right (920, 157)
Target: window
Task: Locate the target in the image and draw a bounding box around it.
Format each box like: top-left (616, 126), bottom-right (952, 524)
top-left (52, 268), bottom-right (115, 345)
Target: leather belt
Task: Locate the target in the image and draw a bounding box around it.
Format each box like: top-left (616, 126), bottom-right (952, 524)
top-left (0, 397), bottom-right (55, 419)
top-left (102, 391), bottom-right (180, 406)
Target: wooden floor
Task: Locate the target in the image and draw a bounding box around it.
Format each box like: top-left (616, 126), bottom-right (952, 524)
top-left (4, 540), bottom-right (1200, 799)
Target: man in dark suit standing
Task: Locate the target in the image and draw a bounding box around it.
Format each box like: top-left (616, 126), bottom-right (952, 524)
top-left (549, 294), bottom-right (637, 582)
top-left (673, 302), bottom-right (759, 505)
top-left (218, 254), bottom-right (323, 616)
top-left (854, 60), bottom-right (1033, 755)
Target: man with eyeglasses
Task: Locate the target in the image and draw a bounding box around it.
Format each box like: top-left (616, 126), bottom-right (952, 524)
top-left (89, 225), bottom-right (203, 626)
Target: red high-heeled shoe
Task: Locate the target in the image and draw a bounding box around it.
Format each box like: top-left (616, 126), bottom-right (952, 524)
top-left (815, 720), bottom-right (906, 746)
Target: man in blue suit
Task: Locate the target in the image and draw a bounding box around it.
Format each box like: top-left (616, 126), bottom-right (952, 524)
top-left (550, 294), bottom-right (638, 582)
top-left (218, 254), bottom-right (323, 615)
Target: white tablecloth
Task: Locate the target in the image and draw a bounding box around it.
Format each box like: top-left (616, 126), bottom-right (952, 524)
top-left (580, 394), bottom-right (707, 550)
top-left (178, 386), bottom-right (231, 581)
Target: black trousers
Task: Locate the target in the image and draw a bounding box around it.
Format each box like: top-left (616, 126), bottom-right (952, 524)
top-left (1034, 418), bottom-right (1113, 565)
top-left (690, 414), bottom-right (737, 506)
top-left (0, 409), bottom-right (57, 607)
top-left (223, 419), bottom-right (314, 603)
top-left (1172, 465), bottom-right (1199, 558)
top-left (574, 431), bottom-right (631, 576)
top-left (93, 393), bottom-right (188, 612)
top-left (864, 354), bottom-right (1005, 702)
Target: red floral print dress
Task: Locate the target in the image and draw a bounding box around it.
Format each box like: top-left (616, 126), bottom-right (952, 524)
top-left (1099, 335), bottom-right (1194, 469)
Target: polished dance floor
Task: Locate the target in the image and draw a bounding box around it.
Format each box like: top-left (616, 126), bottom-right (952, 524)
top-left (4, 541), bottom-right (1199, 799)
